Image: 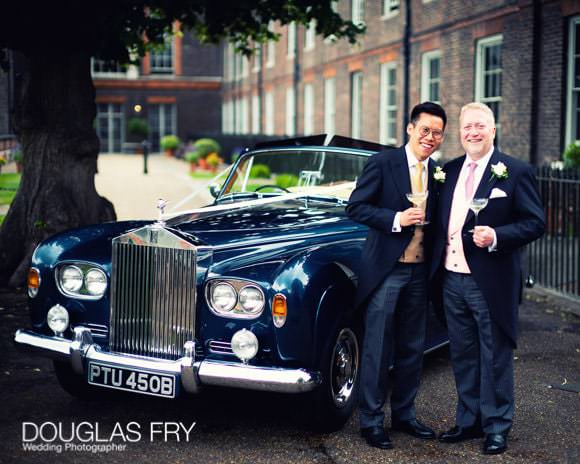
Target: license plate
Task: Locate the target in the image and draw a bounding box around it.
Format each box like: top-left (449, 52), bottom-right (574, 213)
top-left (87, 362), bottom-right (177, 398)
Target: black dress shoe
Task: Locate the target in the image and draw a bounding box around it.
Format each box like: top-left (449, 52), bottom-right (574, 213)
top-left (360, 426), bottom-right (393, 449)
top-left (391, 419), bottom-right (436, 439)
top-left (483, 433), bottom-right (508, 455)
top-left (438, 425), bottom-right (484, 443)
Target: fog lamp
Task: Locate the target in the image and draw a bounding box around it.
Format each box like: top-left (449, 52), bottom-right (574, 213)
top-left (47, 304), bottom-right (69, 336)
top-left (231, 329), bottom-right (258, 363)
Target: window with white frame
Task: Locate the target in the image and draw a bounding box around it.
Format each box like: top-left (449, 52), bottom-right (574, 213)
top-left (304, 20), bottom-right (316, 51)
top-left (92, 59), bottom-right (125, 77)
top-left (267, 40), bottom-right (276, 68)
top-left (421, 50), bottom-right (441, 104)
top-left (286, 87), bottom-right (296, 136)
top-left (148, 104), bottom-right (176, 151)
top-left (566, 16), bottom-right (580, 145)
top-left (96, 103), bottom-right (124, 153)
top-left (324, 78), bottom-right (336, 134)
top-left (381, 0), bottom-right (400, 19)
top-left (223, 44), bottom-right (235, 82)
top-left (252, 45), bottom-right (262, 73)
top-left (352, 0), bottom-right (365, 26)
top-left (380, 62), bottom-right (397, 145)
top-left (287, 22), bottom-right (296, 59)
top-left (265, 91), bottom-right (275, 135)
top-left (475, 34), bottom-right (502, 144)
top-left (252, 94), bottom-right (261, 134)
top-left (241, 97), bottom-right (249, 134)
top-left (303, 84), bottom-right (314, 135)
top-left (351, 71), bottom-right (363, 139)
top-left (222, 100), bottom-right (235, 134)
top-left (150, 37), bottom-right (174, 74)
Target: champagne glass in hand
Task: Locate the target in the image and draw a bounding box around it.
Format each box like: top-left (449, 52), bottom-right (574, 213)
top-left (468, 197), bottom-right (488, 233)
top-left (405, 191), bottom-right (429, 225)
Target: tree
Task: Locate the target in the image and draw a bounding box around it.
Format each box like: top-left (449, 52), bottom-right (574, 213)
top-left (0, 1), bottom-right (363, 287)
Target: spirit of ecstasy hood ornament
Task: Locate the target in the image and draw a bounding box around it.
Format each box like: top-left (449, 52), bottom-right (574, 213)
top-left (156, 198), bottom-right (168, 225)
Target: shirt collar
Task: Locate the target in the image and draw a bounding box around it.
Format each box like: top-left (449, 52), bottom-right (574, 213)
top-left (464, 146), bottom-right (495, 169)
top-left (404, 144), bottom-right (429, 169)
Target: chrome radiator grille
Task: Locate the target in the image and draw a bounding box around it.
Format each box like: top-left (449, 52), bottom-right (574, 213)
top-left (110, 238), bottom-right (197, 360)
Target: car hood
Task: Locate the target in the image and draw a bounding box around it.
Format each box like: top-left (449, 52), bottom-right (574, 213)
top-left (168, 198), bottom-right (358, 248)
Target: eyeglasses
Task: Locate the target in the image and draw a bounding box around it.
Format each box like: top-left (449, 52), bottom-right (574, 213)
top-left (417, 125), bottom-right (444, 140)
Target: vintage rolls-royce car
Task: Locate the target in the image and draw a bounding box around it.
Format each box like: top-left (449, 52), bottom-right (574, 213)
top-left (15, 135), bottom-right (447, 430)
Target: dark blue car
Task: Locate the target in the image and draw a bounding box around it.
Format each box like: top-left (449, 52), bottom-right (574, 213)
top-left (15, 136), bottom-right (447, 431)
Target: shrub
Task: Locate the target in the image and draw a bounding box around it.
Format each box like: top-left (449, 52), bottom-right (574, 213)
top-left (276, 174), bottom-right (299, 189)
top-left (160, 135), bottom-right (181, 150)
top-left (185, 151), bottom-right (201, 163)
top-left (193, 138), bottom-right (221, 158)
top-left (563, 141), bottom-right (580, 168)
top-left (206, 152), bottom-right (221, 167)
top-left (13, 150), bottom-right (23, 162)
top-left (127, 117), bottom-right (149, 138)
top-left (250, 164), bottom-right (271, 179)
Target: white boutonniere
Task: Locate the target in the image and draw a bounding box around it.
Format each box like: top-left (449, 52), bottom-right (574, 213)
top-left (433, 166), bottom-right (446, 183)
top-left (490, 161), bottom-right (508, 180)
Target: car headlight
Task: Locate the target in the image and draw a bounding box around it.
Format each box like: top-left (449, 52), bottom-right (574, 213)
top-left (60, 265), bottom-right (83, 293)
top-left (47, 304), bottom-right (69, 335)
top-left (56, 263), bottom-right (108, 299)
top-left (84, 268), bottom-right (107, 296)
top-left (210, 282), bottom-right (237, 312)
top-left (231, 329), bottom-right (259, 363)
top-left (206, 279), bottom-right (266, 319)
top-left (238, 285), bottom-right (265, 314)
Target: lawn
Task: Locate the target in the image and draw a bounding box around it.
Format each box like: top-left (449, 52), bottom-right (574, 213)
top-left (190, 170), bottom-right (218, 180)
top-left (0, 173), bottom-right (21, 205)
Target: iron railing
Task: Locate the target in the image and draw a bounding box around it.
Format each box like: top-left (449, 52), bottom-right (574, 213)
top-left (528, 166), bottom-right (579, 300)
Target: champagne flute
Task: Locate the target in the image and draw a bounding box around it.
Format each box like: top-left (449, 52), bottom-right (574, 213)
top-left (405, 190), bottom-right (429, 225)
top-left (468, 197), bottom-right (489, 233)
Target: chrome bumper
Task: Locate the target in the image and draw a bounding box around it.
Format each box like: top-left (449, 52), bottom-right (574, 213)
top-left (14, 328), bottom-right (321, 394)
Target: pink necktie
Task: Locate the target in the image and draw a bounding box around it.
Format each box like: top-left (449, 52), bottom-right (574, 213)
top-left (465, 162), bottom-right (477, 199)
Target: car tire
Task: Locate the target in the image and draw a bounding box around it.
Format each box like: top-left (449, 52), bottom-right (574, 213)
top-left (53, 361), bottom-right (107, 400)
top-left (310, 326), bottom-right (360, 432)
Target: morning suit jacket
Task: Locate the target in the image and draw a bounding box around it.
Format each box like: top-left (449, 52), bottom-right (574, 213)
top-left (346, 146), bottom-right (438, 309)
top-left (429, 148), bottom-right (545, 347)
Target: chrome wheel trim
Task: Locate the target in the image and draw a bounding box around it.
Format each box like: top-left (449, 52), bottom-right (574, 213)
top-left (329, 328), bottom-right (359, 408)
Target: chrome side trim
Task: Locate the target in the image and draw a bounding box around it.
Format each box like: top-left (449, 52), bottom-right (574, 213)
top-left (14, 330), bottom-right (320, 394)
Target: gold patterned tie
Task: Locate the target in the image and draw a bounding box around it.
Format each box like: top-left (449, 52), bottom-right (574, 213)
top-left (413, 162), bottom-right (424, 193)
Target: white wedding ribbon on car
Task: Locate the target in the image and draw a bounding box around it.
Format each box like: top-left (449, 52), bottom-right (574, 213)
top-left (162, 181), bottom-right (356, 220)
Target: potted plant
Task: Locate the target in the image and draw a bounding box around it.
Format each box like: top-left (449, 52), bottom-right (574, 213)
top-left (0, 154), bottom-right (6, 174)
top-left (205, 152), bottom-right (222, 173)
top-left (185, 150), bottom-right (201, 172)
top-left (192, 138), bottom-right (221, 169)
top-left (160, 135), bottom-right (181, 157)
top-left (127, 117), bottom-right (149, 153)
top-left (13, 150), bottom-right (23, 173)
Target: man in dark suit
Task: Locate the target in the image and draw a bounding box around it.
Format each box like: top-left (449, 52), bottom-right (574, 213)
top-left (346, 102), bottom-right (447, 449)
top-left (430, 102), bottom-right (545, 455)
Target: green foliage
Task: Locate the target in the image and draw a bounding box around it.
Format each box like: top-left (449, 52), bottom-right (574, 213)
top-left (127, 117), bottom-right (149, 138)
top-left (276, 174), bottom-right (299, 189)
top-left (0, 2), bottom-right (364, 66)
top-left (13, 150), bottom-right (22, 162)
top-left (250, 164), bottom-right (271, 179)
top-left (185, 151), bottom-right (201, 163)
top-left (160, 135), bottom-right (180, 150)
top-left (563, 141), bottom-right (580, 168)
top-left (193, 138), bottom-right (221, 158)
top-left (206, 152), bottom-right (221, 167)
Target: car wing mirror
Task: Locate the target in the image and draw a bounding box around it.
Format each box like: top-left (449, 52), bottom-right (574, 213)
top-left (209, 183), bottom-right (220, 198)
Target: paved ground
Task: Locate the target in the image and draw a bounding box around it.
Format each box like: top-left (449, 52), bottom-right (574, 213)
top-left (0, 288), bottom-right (578, 464)
top-left (95, 153), bottom-right (221, 220)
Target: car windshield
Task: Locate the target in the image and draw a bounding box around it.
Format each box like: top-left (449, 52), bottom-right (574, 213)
top-left (217, 149), bottom-right (369, 202)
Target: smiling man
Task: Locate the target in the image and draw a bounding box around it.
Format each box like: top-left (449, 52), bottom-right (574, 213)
top-left (347, 102), bottom-right (446, 450)
top-left (429, 102), bottom-right (545, 455)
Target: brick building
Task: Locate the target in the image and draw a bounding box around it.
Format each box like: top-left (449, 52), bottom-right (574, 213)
top-left (93, 32), bottom-right (222, 153)
top-left (221, 0), bottom-right (580, 165)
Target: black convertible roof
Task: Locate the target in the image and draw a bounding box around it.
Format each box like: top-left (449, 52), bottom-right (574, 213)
top-left (253, 134), bottom-right (395, 153)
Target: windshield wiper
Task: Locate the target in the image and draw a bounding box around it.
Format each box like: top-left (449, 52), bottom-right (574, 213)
top-left (302, 195), bottom-right (348, 206)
